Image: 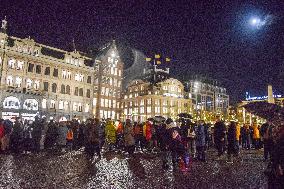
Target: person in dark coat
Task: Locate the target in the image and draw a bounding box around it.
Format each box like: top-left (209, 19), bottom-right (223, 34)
top-left (44, 120), bottom-right (58, 150)
top-left (22, 120), bottom-right (33, 154)
top-left (261, 122), bottom-right (273, 161)
top-left (86, 118), bottom-right (103, 160)
top-left (10, 117), bottom-right (23, 153)
top-left (124, 119), bottom-right (135, 156)
top-left (213, 116), bottom-right (226, 158)
top-left (156, 121), bottom-right (171, 169)
top-left (227, 121), bottom-right (239, 163)
top-left (32, 116), bottom-right (43, 152)
top-left (195, 120), bottom-right (206, 162)
top-left (267, 125), bottom-right (284, 189)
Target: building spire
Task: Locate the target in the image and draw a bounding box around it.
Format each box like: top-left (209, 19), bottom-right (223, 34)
top-left (1, 16), bottom-right (7, 33)
top-left (72, 38), bottom-right (77, 53)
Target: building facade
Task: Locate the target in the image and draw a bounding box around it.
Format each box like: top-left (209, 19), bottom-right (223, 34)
top-left (93, 41), bottom-right (124, 120)
top-left (185, 80), bottom-right (229, 113)
top-left (0, 18), bottom-right (123, 121)
top-left (121, 66), bottom-right (191, 121)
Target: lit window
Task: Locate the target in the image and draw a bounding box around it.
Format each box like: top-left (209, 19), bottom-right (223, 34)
top-left (104, 99), bottom-right (108, 108)
top-left (163, 100), bottom-right (167, 106)
top-left (118, 70), bottom-right (121, 77)
top-left (17, 60), bottom-right (24, 70)
top-left (74, 59), bottom-right (79, 66)
top-left (78, 103), bottom-right (82, 112)
top-left (147, 106), bottom-right (151, 113)
top-left (93, 98), bottom-right (97, 106)
top-left (163, 85), bottom-right (168, 90)
top-left (73, 102), bottom-right (78, 111)
top-left (113, 100), bottom-right (116, 108)
top-left (42, 99), bottom-right (47, 109)
top-left (50, 100), bottom-right (55, 109)
top-left (6, 76), bottom-right (13, 86)
top-left (147, 99), bottom-right (151, 105)
top-left (64, 101), bottom-right (69, 110)
top-left (163, 107), bottom-right (168, 113)
top-left (75, 73), bottom-right (80, 81)
top-left (155, 106), bottom-right (160, 114)
top-left (105, 88), bottom-right (109, 96)
top-left (140, 100), bottom-right (144, 106)
top-left (62, 70), bottom-right (67, 79)
top-left (155, 99), bottom-right (160, 105)
top-left (101, 99), bottom-right (104, 107)
top-left (79, 74), bottom-right (84, 82)
top-left (15, 77), bottom-right (22, 87)
top-left (59, 101), bottom-right (64, 110)
top-left (140, 107), bottom-right (144, 114)
top-left (26, 79), bottom-right (33, 88)
top-left (114, 68), bottom-right (118, 75)
top-left (67, 71), bottom-right (71, 79)
top-left (85, 104), bottom-right (89, 112)
top-left (34, 80), bottom-right (40, 90)
top-left (8, 58), bottom-right (15, 69)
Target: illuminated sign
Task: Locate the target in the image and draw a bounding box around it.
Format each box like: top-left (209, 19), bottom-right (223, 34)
top-left (246, 95), bottom-right (282, 101)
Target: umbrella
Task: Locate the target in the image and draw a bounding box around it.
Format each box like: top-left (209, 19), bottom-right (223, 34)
top-left (178, 113), bottom-right (193, 119)
top-left (242, 101), bottom-right (284, 124)
top-left (152, 116), bottom-right (166, 122)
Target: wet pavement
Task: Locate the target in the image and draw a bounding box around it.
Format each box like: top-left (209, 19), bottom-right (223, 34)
top-left (0, 149), bottom-right (267, 189)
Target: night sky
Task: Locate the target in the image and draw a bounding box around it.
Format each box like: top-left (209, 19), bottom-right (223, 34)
top-left (1, 0), bottom-right (284, 104)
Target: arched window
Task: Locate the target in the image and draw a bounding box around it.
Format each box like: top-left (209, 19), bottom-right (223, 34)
top-left (66, 85), bottom-right (70, 95)
top-left (86, 89), bottom-right (91, 98)
top-left (59, 100), bottom-right (64, 110)
top-left (15, 77), bottom-right (22, 87)
top-left (52, 83), bottom-right (57, 93)
top-left (23, 99), bottom-right (38, 111)
top-left (8, 58), bottom-right (15, 69)
top-left (26, 79), bottom-right (33, 88)
top-left (61, 84), bottom-right (65, 94)
top-left (6, 76), bottom-right (13, 86)
top-left (79, 88), bottom-right (83, 96)
top-left (34, 80), bottom-right (40, 90)
top-left (3, 96), bottom-right (20, 109)
top-left (64, 101), bottom-right (69, 110)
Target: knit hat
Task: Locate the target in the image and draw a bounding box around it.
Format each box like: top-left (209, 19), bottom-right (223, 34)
top-left (166, 118), bottom-right (173, 125)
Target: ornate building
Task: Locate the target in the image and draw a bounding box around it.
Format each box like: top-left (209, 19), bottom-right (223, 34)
top-left (121, 66), bottom-right (191, 121)
top-left (0, 18), bottom-right (123, 121)
top-left (93, 41), bottom-right (123, 120)
top-left (184, 80), bottom-right (229, 120)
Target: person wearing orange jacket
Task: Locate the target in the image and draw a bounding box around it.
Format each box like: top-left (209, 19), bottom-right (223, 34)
top-left (143, 121), bottom-right (152, 151)
top-left (115, 120), bottom-right (124, 151)
top-left (253, 123), bottom-right (261, 149)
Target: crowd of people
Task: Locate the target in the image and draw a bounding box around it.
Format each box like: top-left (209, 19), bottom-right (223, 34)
top-left (0, 115), bottom-right (283, 187)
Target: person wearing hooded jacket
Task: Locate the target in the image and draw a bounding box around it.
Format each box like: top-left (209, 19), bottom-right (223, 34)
top-left (166, 118), bottom-right (186, 169)
top-left (124, 119), bottom-right (135, 156)
top-left (105, 118), bottom-right (116, 151)
top-left (195, 120), bottom-right (206, 162)
top-left (10, 117), bottom-right (23, 153)
top-left (86, 118), bottom-right (103, 160)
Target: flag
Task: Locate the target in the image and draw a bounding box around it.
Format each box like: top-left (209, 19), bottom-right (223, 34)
top-left (155, 54), bottom-right (160, 59)
top-left (146, 58), bottom-right (151, 61)
top-left (156, 60), bottom-right (161, 65)
top-left (166, 57), bottom-right (171, 62)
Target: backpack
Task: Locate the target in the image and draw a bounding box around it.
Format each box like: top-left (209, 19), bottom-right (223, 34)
top-left (66, 129), bottom-right (73, 140)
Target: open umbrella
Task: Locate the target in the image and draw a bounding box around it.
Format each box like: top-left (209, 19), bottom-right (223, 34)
top-left (178, 113), bottom-right (193, 119)
top-left (242, 101), bottom-right (284, 124)
top-left (151, 116), bottom-right (166, 122)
